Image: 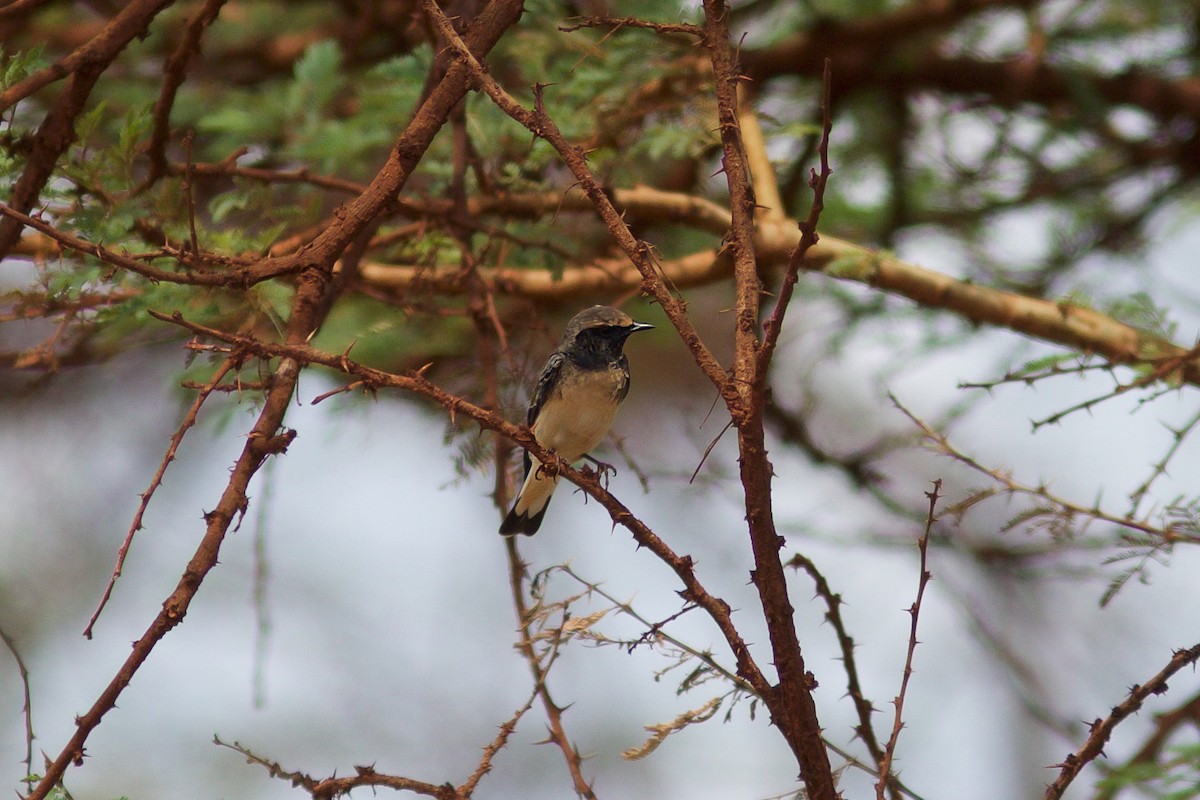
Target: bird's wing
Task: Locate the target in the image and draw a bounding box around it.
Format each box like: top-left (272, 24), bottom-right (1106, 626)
top-left (522, 351), bottom-right (566, 476)
top-left (616, 353), bottom-right (631, 401)
top-left (528, 351), bottom-right (566, 426)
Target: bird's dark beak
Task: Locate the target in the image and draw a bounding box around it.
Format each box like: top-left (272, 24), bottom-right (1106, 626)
top-left (629, 322), bottom-right (654, 334)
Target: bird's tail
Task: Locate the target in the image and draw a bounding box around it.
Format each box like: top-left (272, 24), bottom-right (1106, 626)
top-left (499, 457), bottom-right (557, 536)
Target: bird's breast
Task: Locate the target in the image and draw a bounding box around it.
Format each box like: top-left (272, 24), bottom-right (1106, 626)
top-left (533, 364), bottom-right (626, 460)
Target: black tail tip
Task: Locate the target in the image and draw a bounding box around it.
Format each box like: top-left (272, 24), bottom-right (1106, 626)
top-left (499, 507), bottom-right (547, 536)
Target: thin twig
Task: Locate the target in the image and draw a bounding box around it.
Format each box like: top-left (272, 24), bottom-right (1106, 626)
top-left (0, 202), bottom-right (279, 287)
top-left (458, 682), bottom-right (541, 795)
top-left (876, 480), bottom-right (940, 800)
top-left (0, 624), bottom-right (35, 788)
top-left (505, 539), bottom-right (598, 798)
top-left (787, 552), bottom-right (892, 796)
top-left (1043, 642), bottom-right (1200, 800)
top-left (757, 57), bottom-right (833, 376)
top-left (83, 354), bottom-right (239, 638)
top-left (182, 130), bottom-right (200, 256)
top-left (150, 308), bottom-right (771, 696)
top-left (420, 0), bottom-right (736, 408)
top-left (689, 418), bottom-right (734, 484)
top-left (558, 564), bottom-right (753, 693)
top-left (214, 736), bottom-right (461, 800)
top-left (892, 394), bottom-right (1197, 544)
top-left (1126, 406), bottom-right (1200, 518)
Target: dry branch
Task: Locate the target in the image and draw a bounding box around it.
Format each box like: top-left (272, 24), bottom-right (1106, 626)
top-left (701, 1), bottom-right (836, 795)
top-left (21, 3), bottom-right (530, 795)
top-left (147, 308), bottom-right (772, 696)
top-left (1043, 643), bottom-right (1200, 799)
top-left (349, 185), bottom-right (1195, 385)
top-left (421, 0), bottom-right (735, 406)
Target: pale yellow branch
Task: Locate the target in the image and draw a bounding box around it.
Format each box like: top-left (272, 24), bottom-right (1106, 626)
top-left (358, 187), bottom-right (1192, 376)
top-left (736, 87), bottom-right (787, 222)
top-left (16, 184), bottom-right (1191, 379)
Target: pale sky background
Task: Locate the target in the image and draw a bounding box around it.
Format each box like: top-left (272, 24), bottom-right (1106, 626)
top-left (2, 212), bottom-right (1199, 800)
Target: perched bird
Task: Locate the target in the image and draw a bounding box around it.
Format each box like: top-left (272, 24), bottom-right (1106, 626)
top-left (500, 305), bottom-right (654, 536)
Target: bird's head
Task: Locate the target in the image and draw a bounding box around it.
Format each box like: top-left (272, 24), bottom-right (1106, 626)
top-left (560, 305), bottom-right (654, 354)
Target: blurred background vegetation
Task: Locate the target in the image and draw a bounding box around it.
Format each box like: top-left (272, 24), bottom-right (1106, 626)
top-left (2, 1), bottom-right (1200, 798)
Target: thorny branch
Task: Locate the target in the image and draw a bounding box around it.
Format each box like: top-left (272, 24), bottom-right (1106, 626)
top-left (0, 626), bottom-right (34, 789)
top-left (787, 553), bottom-right (890, 792)
top-left (756, 57), bottom-right (832, 375)
top-left (876, 481), bottom-right (939, 800)
top-left (505, 540), bottom-right (598, 799)
top-left (217, 664), bottom-right (544, 799)
top-left (1043, 643), bottom-right (1200, 800)
top-left (214, 736), bottom-right (463, 800)
top-left (421, 0), bottom-right (736, 407)
top-left (83, 354), bottom-right (241, 639)
top-left (1092, 690), bottom-right (1200, 800)
top-left (893, 396), bottom-right (1200, 545)
top-left (19, 3), bottom-right (529, 796)
top-left (149, 307), bottom-right (771, 696)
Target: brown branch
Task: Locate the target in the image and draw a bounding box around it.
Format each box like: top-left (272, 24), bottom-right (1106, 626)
top-left (756, 57), bottom-right (832, 377)
top-left (214, 736), bottom-right (462, 800)
top-left (457, 684), bottom-right (540, 796)
top-left (139, 0), bottom-right (229, 189)
top-left (82, 354), bottom-right (240, 639)
top-left (0, 625), bottom-right (34, 789)
top-left (0, 0), bottom-right (172, 113)
top-left (788, 553), bottom-right (890, 793)
top-left (0, 0), bottom-right (175, 257)
top-left (876, 480), bottom-right (940, 800)
top-left (0, 0), bottom-right (57, 18)
top-left (170, 156), bottom-right (371, 196)
top-left (0, 202), bottom-right (278, 286)
top-left (420, 0), bottom-right (736, 408)
top-left (1091, 690), bottom-right (1200, 800)
top-left (504, 540), bottom-right (598, 799)
top-left (1043, 643), bottom-right (1200, 800)
top-left (701, 0), bottom-right (759, 406)
top-left (147, 309), bottom-right (772, 696)
top-left (700, 3), bottom-right (836, 796)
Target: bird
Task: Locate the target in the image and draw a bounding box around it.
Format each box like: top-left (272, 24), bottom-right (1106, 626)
top-left (499, 305), bottom-right (654, 536)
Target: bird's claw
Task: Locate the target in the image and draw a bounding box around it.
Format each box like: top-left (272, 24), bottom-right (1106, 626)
top-left (582, 454), bottom-right (617, 488)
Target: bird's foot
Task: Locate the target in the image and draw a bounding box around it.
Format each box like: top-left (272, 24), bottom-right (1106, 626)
top-left (582, 454), bottom-right (617, 488)
top-left (534, 458), bottom-right (562, 480)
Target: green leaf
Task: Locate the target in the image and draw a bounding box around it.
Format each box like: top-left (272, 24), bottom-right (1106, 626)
top-left (285, 39), bottom-right (343, 121)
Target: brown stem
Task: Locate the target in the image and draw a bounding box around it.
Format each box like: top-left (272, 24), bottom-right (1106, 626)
top-left (420, 0), bottom-right (736, 408)
top-left (83, 354), bottom-right (240, 639)
top-left (701, 2), bottom-right (837, 796)
top-left (876, 481), bottom-right (940, 799)
top-left (0, 0), bottom-right (176, 257)
top-left (138, 0), bottom-right (228, 190)
top-left (147, 310), bottom-right (772, 695)
top-left (25, 4), bottom-right (531, 794)
top-left (1043, 643), bottom-right (1200, 800)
